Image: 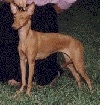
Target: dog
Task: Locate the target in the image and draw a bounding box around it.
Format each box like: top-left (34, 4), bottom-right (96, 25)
top-left (10, 2), bottom-right (92, 95)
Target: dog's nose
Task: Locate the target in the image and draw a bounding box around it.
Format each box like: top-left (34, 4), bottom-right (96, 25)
top-left (12, 25), bottom-right (17, 30)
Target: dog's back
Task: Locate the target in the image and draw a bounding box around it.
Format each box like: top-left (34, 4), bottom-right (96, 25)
top-left (32, 31), bottom-right (82, 60)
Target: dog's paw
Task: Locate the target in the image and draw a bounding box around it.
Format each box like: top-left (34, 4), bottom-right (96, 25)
top-left (16, 90), bottom-right (22, 95)
top-left (26, 91), bottom-right (31, 97)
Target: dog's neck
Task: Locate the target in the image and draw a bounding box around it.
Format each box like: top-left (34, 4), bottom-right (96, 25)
top-left (18, 19), bottom-right (31, 43)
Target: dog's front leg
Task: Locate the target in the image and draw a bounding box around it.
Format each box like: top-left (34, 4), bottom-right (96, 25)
top-left (16, 50), bottom-right (27, 94)
top-left (26, 59), bottom-right (35, 96)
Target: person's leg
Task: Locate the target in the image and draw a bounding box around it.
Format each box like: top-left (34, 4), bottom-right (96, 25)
top-left (7, 47), bottom-right (21, 86)
top-left (44, 4), bottom-right (58, 33)
top-left (31, 5), bottom-right (46, 32)
top-left (31, 4), bottom-right (58, 33)
top-left (0, 3), bottom-right (21, 86)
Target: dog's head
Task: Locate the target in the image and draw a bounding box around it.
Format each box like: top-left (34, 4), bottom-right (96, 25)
top-left (10, 2), bottom-right (35, 30)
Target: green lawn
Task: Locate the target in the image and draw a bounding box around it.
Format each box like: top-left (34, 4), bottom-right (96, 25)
top-left (0, 1), bottom-right (100, 105)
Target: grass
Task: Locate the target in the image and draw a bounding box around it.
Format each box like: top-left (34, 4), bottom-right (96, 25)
top-left (0, 1), bottom-right (100, 105)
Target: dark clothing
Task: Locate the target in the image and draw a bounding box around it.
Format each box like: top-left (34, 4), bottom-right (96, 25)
top-left (31, 4), bottom-right (58, 33)
top-left (0, 3), bottom-right (62, 85)
top-left (0, 3), bottom-right (21, 82)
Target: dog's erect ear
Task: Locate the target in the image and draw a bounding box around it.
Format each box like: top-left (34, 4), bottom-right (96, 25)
top-left (10, 3), bottom-right (18, 14)
top-left (26, 2), bottom-right (35, 15)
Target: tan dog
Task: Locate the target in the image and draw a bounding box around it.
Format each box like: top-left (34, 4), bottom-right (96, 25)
top-left (10, 2), bottom-right (92, 95)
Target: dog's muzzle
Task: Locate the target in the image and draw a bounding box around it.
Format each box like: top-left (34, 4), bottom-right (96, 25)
top-left (12, 25), bottom-right (18, 30)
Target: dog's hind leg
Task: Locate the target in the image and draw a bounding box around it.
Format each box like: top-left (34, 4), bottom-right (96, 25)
top-left (72, 46), bottom-right (92, 90)
top-left (73, 57), bottom-right (92, 90)
top-left (63, 54), bottom-right (82, 89)
top-left (67, 64), bottom-right (82, 89)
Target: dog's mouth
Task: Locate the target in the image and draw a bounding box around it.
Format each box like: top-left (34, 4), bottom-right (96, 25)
top-left (12, 26), bottom-right (18, 30)
top-left (12, 25), bottom-right (24, 30)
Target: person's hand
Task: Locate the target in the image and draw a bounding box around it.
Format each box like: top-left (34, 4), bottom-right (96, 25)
top-left (53, 4), bottom-right (64, 14)
top-left (13, 0), bottom-right (26, 8)
top-left (3, 0), bottom-right (13, 3)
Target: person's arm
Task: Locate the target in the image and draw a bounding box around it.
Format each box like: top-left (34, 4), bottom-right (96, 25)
top-left (53, 0), bottom-right (77, 13)
top-left (27, 0), bottom-right (77, 13)
top-left (1, 0), bottom-right (13, 3)
top-left (13, 0), bottom-right (77, 13)
top-left (13, 0), bottom-right (26, 7)
top-left (53, 4), bottom-right (65, 13)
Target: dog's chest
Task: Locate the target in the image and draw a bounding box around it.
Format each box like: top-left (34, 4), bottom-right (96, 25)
top-left (19, 42), bottom-right (26, 54)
